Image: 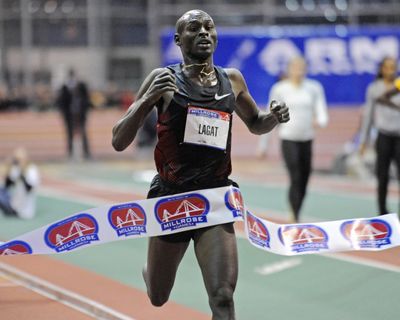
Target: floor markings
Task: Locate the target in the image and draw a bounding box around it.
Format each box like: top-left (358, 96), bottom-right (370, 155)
top-left (0, 262), bottom-right (135, 320)
top-left (323, 252), bottom-right (400, 273)
top-left (255, 258), bottom-right (302, 276)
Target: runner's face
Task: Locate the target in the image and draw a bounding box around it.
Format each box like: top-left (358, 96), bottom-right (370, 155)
top-left (177, 13), bottom-right (217, 61)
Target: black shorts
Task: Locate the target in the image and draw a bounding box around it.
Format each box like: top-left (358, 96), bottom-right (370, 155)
top-left (147, 174), bottom-right (238, 243)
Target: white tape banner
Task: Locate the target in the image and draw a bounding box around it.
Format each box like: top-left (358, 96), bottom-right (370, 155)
top-left (0, 186), bottom-right (399, 256)
top-left (245, 211), bottom-right (400, 255)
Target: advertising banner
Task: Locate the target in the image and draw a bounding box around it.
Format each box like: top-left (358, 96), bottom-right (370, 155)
top-left (161, 25), bottom-right (400, 106)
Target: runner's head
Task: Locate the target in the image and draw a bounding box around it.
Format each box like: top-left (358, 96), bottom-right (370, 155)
top-left (174, 10), bottom-right (217, 61)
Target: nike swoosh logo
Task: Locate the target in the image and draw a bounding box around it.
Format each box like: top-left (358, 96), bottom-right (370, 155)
top-left (176, 91), bottom-right (189, 97)
top-left (214, 93), bottom-right (232, 101)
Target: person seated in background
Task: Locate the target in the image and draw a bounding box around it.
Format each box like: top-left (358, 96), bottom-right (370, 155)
top-left (1, 148), bottom-right (40, 219)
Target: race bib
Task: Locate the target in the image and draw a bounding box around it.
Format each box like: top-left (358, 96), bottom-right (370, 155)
top-left (183, 106), bottom-right (231, 150)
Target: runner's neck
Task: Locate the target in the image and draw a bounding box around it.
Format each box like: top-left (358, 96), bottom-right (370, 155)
top-left (181, 62), bottom-right (217, 86)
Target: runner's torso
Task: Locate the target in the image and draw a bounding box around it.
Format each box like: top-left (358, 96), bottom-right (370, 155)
top-left (154, 63), bottom-right (235, 188)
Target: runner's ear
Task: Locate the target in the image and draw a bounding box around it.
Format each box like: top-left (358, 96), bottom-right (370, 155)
top-left (174, 33), bottom-right (181, 46)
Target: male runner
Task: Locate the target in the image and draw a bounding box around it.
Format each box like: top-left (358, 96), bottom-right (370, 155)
top-left (112, 10), bottom-right (289, 320)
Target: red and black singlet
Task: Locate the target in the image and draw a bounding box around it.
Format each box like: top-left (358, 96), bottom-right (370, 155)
top-left (153, 63), bottom-right (235, 188)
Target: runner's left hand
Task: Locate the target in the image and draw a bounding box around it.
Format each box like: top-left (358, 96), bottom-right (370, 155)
top-left (270, 100), bottom-right (289, 123)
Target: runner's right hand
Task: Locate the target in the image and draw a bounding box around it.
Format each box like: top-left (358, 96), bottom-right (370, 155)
top-left (143, 69), bottom-right (178, 105)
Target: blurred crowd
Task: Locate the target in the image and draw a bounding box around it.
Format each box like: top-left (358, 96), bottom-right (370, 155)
top-left (0, 82), bottom-right (135, 112)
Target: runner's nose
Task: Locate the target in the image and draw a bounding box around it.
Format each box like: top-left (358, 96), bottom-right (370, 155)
top-left (199, 25), bottom-right (209, 37)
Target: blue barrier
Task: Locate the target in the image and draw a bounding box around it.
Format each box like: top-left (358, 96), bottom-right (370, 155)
top-left (161, 25), bottom-right (400, 106)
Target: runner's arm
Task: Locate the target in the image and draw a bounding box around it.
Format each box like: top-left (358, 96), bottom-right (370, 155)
top-left (226, 68), bottom-right (289, 135)
top-left (112, 68), bottom-right (178, 151)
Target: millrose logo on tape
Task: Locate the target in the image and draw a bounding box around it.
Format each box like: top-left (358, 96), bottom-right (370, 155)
top-left (225, 187), bottom-right (245, 218)
top-left (246, 211), bottom-right (270, 248)
top-left (44, 213), bottom-right (99, 253)
top-left (341, 219), bottom-right (392, 249)
top-left (0, 240), bottom-right (33, 256)
top-left (108, 203), bottom-right (147, 237)
top-left (155, 193), bottom-right (210, 231)
top-left (278, 225), bottom-right (329, 253)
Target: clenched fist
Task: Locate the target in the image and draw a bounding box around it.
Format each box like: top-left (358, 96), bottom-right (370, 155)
top-left (270, 100), bottom-right (290, 123)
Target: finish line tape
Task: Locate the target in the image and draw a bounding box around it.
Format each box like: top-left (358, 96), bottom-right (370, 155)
top-left (1, 186), bottom-right (399, 256)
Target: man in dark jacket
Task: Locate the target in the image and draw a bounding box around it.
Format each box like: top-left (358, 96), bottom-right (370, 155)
top-left (56, 69), bottom-right (91, 160)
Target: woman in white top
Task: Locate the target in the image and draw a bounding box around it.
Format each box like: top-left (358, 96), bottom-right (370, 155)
top-left (359, 57), bottom-right (400, 215)
top-left (269, 57), bottom-right (329, 222)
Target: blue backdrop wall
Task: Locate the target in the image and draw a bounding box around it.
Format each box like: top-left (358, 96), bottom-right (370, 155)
top-left (161, 25), bottom-right (400, 107)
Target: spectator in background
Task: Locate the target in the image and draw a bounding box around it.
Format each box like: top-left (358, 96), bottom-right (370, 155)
top-left (268, 56), bottom-right (328, 222)
top-left (56, 69), bottom-right (92, 160)
top-left (1, 148), bottom-right (40, 219)
top-left (359, 57), bottom-right (400, 215)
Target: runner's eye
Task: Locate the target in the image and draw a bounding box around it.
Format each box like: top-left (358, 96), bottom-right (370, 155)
top-left (187, 23), bottom-right (200, 32)
top-left (205, 23), bottom-right (214, 30)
